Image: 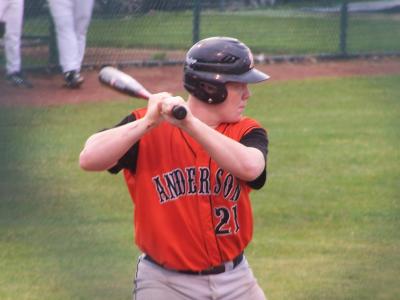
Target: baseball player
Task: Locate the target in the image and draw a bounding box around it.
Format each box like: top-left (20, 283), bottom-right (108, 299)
top-left (0, 0), bottom-right (32, 88)
top-left (80, 37), bottom-right (269, 300)
top-left (47, 0), bottom-right (94, 88)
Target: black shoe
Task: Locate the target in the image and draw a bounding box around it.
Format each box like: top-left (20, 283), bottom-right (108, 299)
top-left (6, 72), bottom-right (33, 88)
top-left (64, 70), bottom-right (84, 88)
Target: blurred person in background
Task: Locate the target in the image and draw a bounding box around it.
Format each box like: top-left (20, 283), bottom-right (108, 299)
top-left (47, 0), bottom-right (94, 88)
top-left (0, 0), bottom-right (33, 88)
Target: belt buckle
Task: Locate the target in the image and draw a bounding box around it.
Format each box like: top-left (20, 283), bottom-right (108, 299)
top-left (198, 267), bottom-right (212, 276)
top-left (223, 260), bottom-right (235, 272)
top-left (200, 253), bottom-right (243, 275)
top-left (201, 264), bottom-right (225, 275)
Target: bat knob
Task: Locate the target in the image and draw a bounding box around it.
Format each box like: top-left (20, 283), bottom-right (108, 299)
top-left (172, 106), bottom-right (187, 120)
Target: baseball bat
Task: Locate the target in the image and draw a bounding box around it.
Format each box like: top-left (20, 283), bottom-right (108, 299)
top-left (98, 66), bottom-right (187, 120)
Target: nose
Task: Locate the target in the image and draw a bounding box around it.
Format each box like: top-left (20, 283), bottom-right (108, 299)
top-left (243, 84), bottom-right (251, 100)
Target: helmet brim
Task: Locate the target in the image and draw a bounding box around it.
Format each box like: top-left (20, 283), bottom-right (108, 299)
top-left (195, 67), bottom-right (270, 84)
top-left (232, 68), bottom-right (270, 83)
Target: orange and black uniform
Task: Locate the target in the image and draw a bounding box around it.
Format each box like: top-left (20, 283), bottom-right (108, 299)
top-left (109, 108), bottom-right (268, 272)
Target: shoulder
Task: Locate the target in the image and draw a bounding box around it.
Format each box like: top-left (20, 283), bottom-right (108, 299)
top-left (222, 117), bottom-right (265, 139)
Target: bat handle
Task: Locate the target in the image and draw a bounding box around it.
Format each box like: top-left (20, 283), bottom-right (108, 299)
top-left (172, 105), bottom-right (187, 120)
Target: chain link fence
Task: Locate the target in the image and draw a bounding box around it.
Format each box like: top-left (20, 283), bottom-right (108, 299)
top-left (1, 0), bottom-right (400, 71)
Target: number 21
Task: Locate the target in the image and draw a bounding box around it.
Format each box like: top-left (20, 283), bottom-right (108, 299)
top-left (215, 205), bottom-right (240, 235)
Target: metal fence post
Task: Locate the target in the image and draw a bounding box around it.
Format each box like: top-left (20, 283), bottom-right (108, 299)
top-left (193, 0), bottom-right (201, 44)
top-left (339, 0), bottom-right (348, 56)
top-left (219, 0), bottom-right (225, 12)
top-left (48, 14), bottom-right (59, 68)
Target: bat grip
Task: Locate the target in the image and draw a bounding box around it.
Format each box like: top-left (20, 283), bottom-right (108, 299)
top-left (172, 105), bottom-right (187, 120)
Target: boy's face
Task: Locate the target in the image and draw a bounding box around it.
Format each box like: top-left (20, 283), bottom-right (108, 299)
top-left (216, 82), bottom-right (251, 123)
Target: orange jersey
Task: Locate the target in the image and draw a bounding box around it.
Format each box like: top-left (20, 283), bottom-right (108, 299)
top-left (123, 108), bottom-right (266, 271)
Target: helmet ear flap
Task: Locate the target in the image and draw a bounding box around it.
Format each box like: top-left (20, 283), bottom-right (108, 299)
top-left (184, 71), bottom-right (228, 104)
top-left (198, 81), bottom-right (227, 104)
top-left (199, 82), bottom-right (218, 95)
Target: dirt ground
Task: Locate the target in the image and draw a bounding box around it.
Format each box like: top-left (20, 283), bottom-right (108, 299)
top-left (1, 57), bottom-right (400, 107)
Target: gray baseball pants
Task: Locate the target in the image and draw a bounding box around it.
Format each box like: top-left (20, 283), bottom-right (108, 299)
top-left (133, 254), bottom-right (266, 300)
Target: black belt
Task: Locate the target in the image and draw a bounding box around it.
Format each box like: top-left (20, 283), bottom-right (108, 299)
top-left (144, 253), bottom-right (244, 276)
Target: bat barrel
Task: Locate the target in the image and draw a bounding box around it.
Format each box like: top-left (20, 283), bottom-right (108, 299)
top-left (98, 66), bottom-right (187, 120)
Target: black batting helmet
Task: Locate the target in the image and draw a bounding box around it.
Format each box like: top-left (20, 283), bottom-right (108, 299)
top-left (183, 37), bottom-right (269, 104)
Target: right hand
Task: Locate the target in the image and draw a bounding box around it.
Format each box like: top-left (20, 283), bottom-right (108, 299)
top-left (160, 96), bottom-right (192, 128)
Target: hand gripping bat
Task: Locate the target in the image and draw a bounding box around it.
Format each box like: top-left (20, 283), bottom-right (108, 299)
top-left (98, 66), bottom-right (187, 120)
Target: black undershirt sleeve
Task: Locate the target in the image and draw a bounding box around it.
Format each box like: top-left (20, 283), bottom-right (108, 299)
top-left (107, 114), bottom-right (139, 174)
top-left (239, 128), bottom-right (269, 190)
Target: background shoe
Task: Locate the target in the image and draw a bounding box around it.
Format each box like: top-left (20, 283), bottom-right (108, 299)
top-left (6, 72), bottom-right (33, 88)
top-left (64, 71), bottom-right (84, 88)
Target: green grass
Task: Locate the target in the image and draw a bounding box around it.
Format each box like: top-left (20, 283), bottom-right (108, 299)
top-left (1, 74), bottom-right (399, 299)
top-left (12, 10), bottom-right (399, 68)
top-left (83, 11), bottom-right (341, 54)
top-left (247, 75), bottom-right (400, 299)
top-left (348, 14), bottom-right (400, 53)
top-left (22, 10), bottom-right (400, 54)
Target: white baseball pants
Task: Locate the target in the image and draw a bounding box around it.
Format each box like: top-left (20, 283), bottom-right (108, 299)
top-left (47, 0), bottom-right (94, 73)
top-left (133, 254), bottom-right (267, 300)
top-left (0, 0), bottom-right (24, 74)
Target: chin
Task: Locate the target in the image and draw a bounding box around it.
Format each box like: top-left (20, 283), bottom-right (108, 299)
top-left (226, 115), bottom-right (242, 123)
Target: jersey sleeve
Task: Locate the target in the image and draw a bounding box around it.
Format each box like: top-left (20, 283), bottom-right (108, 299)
top-left (106, 113), bottom-right (139, 174)
top-left (239, 128), bottom-right (269, 190)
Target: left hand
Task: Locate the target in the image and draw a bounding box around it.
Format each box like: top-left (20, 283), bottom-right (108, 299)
top-left (161, 96), bottom-right (192, 127)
